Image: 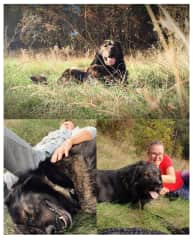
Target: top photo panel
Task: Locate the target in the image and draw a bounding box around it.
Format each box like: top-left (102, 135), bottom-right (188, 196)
top-left (4, 4), bottom-right (189, 119)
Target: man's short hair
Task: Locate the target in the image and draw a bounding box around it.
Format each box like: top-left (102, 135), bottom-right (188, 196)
top-left (60, 120), bottom-right (76, 126)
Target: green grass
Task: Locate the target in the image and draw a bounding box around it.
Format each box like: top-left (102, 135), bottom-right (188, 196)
top-left (65, 212), bottom-right (96, 234)
top-left (4, 54), bottom-right (189, 119)
top-left (97, 198), bottom-right (189, 233)
top-left (4, 208), bottom-right (15, 235)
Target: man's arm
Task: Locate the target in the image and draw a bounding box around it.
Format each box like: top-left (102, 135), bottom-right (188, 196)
top-left (51, 128), bottom-right (96, 163)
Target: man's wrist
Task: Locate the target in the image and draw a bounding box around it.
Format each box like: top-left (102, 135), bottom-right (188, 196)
top-left (64, 138), bottom-right (73, 146)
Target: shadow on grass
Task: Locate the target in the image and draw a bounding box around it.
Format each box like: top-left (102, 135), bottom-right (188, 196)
top-left (97, 197), bottom-right (189, 234)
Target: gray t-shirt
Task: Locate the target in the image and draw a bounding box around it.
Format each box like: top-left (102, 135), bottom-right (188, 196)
top-left (33, 126), bottom-right (96, 160)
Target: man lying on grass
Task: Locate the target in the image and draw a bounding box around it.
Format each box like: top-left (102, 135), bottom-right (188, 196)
top-left (4, 120), bottom-right (96, 194)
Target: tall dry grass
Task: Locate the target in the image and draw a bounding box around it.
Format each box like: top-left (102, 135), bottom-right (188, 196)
top-left (145, 5), bottom-right (189, 117)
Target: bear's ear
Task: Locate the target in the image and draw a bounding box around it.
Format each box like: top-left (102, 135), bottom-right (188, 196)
top-left (114, 40), bottom-right (122, 49)
top-left (135, 160), bottom-right (146, 166)
top-left (115, 41), bottom-right (124, 59)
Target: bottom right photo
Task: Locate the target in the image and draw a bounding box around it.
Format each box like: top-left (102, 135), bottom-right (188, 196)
top-left (96, 119), bottom-right (189, 234)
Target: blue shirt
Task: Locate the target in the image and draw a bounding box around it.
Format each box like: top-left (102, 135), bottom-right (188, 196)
top-left (33, 126), bottom-right (96, 159)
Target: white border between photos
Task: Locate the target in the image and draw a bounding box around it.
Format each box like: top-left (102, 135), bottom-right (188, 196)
top-left (1, 1), bottom-right (192, 240)
top-left (0, 0), bottom-right (192, 4)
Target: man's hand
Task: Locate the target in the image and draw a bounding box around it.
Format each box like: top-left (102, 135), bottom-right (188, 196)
top-left (160, 187), bottom-right (169, 195)
top-left (51, 139), bottom-right (72, 163)
top-left (50, 129), bottom-right (94, 163)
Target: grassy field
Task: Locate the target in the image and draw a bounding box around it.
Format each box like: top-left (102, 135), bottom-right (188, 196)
top-left (97, 198), bottom-right (189, 234)
top-left (4, 47), bottom-right (189, 119)
top-left (97, 130), bottom-right (189, 234)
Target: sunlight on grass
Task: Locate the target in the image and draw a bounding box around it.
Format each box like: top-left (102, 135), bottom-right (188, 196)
top-left (4, 41), bottom-right (188, 119)
top-left (146, 5), bottom-right (188, 118)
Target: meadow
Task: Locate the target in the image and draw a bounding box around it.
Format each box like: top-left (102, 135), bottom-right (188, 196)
top-left (97, 130), bottom-right (189, 234)
top-left (4, 45), bottom-right (189, 119)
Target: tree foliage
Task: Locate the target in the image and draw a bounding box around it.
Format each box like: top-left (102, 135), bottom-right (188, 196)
top-left (97, 119), bottom-right (189, 159)
top-left (4, 4), bottom-right (189, 52)
top-left (133, 119), bottom-right (175, 155)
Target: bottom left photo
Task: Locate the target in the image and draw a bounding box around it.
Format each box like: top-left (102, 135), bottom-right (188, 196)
top-left (4, 119), bottom-right (97, 234)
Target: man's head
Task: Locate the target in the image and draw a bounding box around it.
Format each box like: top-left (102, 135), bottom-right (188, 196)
top-left (147, 141), bottom-right (164, 168)
top-left (60, 121), bottom-right (75, 131)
